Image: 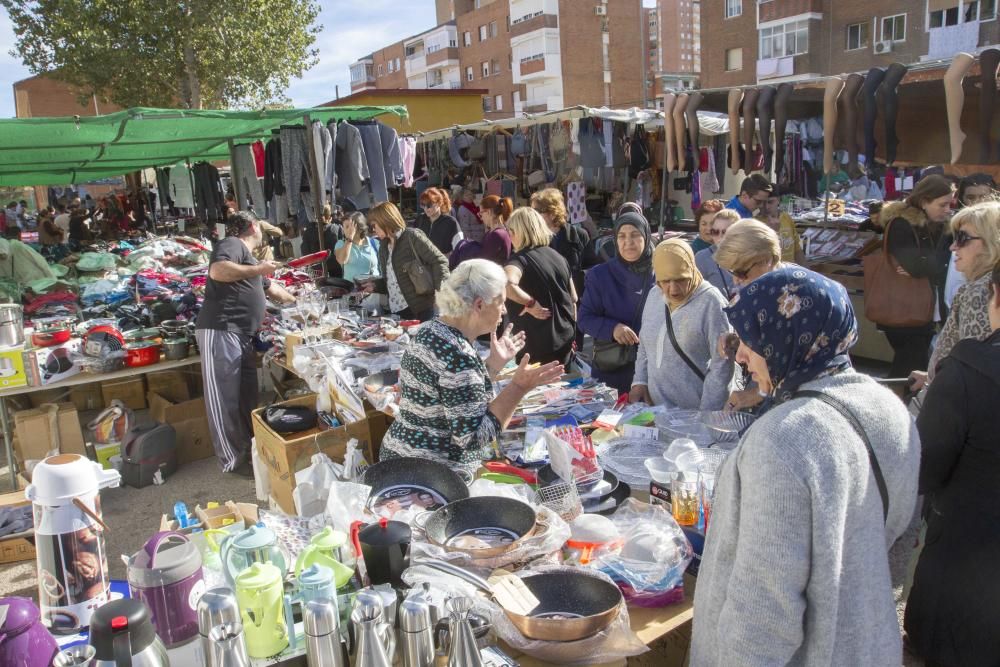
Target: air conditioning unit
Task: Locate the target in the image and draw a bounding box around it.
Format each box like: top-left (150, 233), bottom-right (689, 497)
top-left (874, 40), bottom-right (893, 54)
top-left (595, 5), bottom-right (607, 16)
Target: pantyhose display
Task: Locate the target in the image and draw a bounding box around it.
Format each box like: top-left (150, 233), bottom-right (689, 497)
top-left (741, 87), bottom-right (760, 174)
top-left (862, 67), bottom-right (888, 169)
top-left (756, 86), bottom-right (776, 176)
top-left (673, 93), bottom-right (689, 173)
top-left (773, 82), bottom-right (794, 182)
top-left (839, 73), bottom-right (865, 170)
top-left (686, 91), bottom-right (704, 170)
top-left (662, 92), bottom-right (677, 173)
top-left (823, 77), bottom-right (845, 175)
top-left (944, 52), bottom-right (975, 164)
top-left (979, 48), bottom-right (1000, 164)
top-left (879, 62), bottom-right (909, 166)
top-left (728, 89), bottom-right (743, 175)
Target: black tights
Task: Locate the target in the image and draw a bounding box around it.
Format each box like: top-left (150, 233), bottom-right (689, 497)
top-left (774, 83), bottom-right (794, 181)
top-left (862, 67), bottom-right (887, 169)
top-left (880, 63), bottom-right (909, 165)
top-left (741, 88), bottom-right (760, 173)
top-left (841, 73), bottom-right (865, 167)
top-left (884, 328), bottom-right (933, 379)
top-left (979, 48), bottom-right (1000, 163)
top-left (756, 86), bottom-right (776, 176)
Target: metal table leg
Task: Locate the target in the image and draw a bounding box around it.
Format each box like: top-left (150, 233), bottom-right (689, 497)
top-left (0, 397), bottom-right (15, 489)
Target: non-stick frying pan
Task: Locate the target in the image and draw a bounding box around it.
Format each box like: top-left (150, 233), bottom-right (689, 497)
top-left (423, 496), bottom-right (537, 559)
top-left (361, 457), bottom-right (470, 511)
top-left (420, 559), bottom-right (623, 642)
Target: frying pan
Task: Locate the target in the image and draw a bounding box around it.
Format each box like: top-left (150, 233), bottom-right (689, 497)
top-left (422, 496), bottom-right (538, 559)
top-left (31, 326), bottom-right (71, 347)
top-left (361, 457), bottom-right (470, 510)
top-left (420, 559), bottom-right (623, 641)
top-left (285, 250), bottom-right (330, 269)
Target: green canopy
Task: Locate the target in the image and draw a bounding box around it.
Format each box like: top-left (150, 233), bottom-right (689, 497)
top-left (0, 105), bottom-right (408, 187)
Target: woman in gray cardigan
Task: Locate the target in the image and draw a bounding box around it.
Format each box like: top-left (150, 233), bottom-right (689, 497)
top-left (691, 266), bottom-right (920, 667)
top-left (629, 238), bottom-right (735, 410)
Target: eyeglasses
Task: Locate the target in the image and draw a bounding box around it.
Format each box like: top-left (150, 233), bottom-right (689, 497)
top-left (731, 260), bottom-right (764, 281)
top-left (953, 228), bottom-right (983, 248)
top-left (710, 228), bottom-right (727, 237)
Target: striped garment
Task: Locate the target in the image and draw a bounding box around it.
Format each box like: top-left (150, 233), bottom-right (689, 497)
top-left (379, 319), bottom-right (500, 473)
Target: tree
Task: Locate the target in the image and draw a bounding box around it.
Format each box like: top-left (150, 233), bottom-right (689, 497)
top-left (1, 0), bottom-right (321, 110)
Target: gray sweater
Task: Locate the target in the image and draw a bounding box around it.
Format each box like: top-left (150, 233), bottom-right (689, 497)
top-left (632, 282), bottom-right (734, 410)
top-left (690, 371), bottom-right (920, 667)
top-left (695, 246), bottom-right (734, 298)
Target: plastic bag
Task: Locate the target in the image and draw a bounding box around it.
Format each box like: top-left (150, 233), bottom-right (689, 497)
top-left (342, 438), bottom-right (369, 480)
top-left (293, 453), bottom-right (344, 518)
top-left (87, 400), bottom-right (133, 445)
top-left (317, 481), bottom-right (372, 536)
top-left (591, 499), bottom-right (692, 607)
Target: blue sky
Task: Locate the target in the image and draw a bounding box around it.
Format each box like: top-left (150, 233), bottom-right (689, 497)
top-left (0, 0), bottom-right (439, 118)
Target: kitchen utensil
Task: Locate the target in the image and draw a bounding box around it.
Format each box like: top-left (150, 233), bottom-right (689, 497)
top-left (31, 326), bottom-right (71, 348)
top-left (286, 250), bottom-right (331, 270)
top-left (432, 610), bottom-right (492, 654)
top-left (700, 410), bottom-right (756, 443)
top-left (82, 325), bottom-right (124, 357)
top-left (595, 437), bottom-right (670, 487)
top-left (26, 454), bottom-right (120, 631)
top-left (399, 596), bottom-right (434, 667)
top-left (88, 598), bottom-right (169, 667)
top-left (422, 496), bottom-right (537, 559)
top-left (361, 458), bottom-right (469, 514)
top-left (52, 645), bottom-right (96, 666)
top-left (564, 514), bottom-right (624, 565)
top-left (295, 527), bottom-right (354, 586)
top-left (158, 320), bottom-right (190, 337)
top-left (292, 564), bottom-right (338, 607)
top-left (590, 480), bottom-right (631, 516)
top-left (304, 598), bottom-right (348, 667)
top-left (482, 462), bottom-right (538, 485)
top-left (537, 464), bottom-right (619, 497)
top-left (655, 411), bottom-right (715, 446)
top-left (212, 524), bottom-right (288, 586)
top-left (234, 562), bottom-right (295, 658)
top-left (420, 560), bottom-right (623, 642)
top-left (162, 337), bottom-right (189, 361)
top-left (124, 342), bottom-right (161, 367)
top-left (0, 303), bottom-right (24, 348)
top-left (198, 587), bottom-right (241, 662)
top-left (351, 589), bottom-right (395, 667)
top-left (0, 597), bottom-right (59, 667)
top-left (207, 622), bottom-right (250, 667)
top-left (356, 518), bottom-right (411, 587)
top-left (126, 531), bottom-right (205, 647)
top-left (445, 597), bottom-right (484, 667)
top-left (123, 328), bottom-right (162, 344)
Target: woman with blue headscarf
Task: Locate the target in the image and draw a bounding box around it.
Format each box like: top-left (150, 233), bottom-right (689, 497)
top-left (691, 266), bottom-right (920, 667)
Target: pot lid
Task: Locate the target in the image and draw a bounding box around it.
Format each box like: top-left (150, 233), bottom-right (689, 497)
top-left (128, 531), bottom-right (202, 588)
top-left (89, 599), bottom-right (157, 659)
top-left (232, 524), bottom-right (276, 551)
top-left (310, 526), bottom-right (347, 550)
top-left (125, 341), bottom-right (159, 350)
top-left (235, 562), bottom-right (282, 590)
top-left (0, 596), bottom-right (41, 635)
top-left (298, 564), bottom-right (334, 588)
top-left (358, 518), bottom-right (411, 546)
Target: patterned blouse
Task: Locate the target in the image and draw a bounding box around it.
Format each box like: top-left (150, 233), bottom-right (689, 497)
top-left (929, 271), bottom-right (993, 379)
top-left (379, 319), bottom-right (501, 472)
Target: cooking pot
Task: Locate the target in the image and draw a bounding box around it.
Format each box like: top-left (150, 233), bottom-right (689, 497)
top-left (31, 326), bottom-right (71, 348)
top-left (123, 328), bottom-right (162, 344)
top-left (125, 342), bottom-right (161, 367)
top-left (352, 518), bottom-right (410, 588)
top-left (126, 531), bottom-right (204, 647)
top-left (162, 337), bottom-right (189, 361)
top-left (158, 320), bottom-right (190, 338)
top-left (0, 303), bottom-right (24, 348)
top-left (422, 496), bottom-right (537, 559)
top-left (83, 325), bottom-right (124, 357)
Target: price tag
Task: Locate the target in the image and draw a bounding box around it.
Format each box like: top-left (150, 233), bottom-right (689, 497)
top-left (624, 425), bottom-right (659, 440)
top-left (593, 409), bottom-right (623, 430)
top-left (826, 198), bottom-right (846, 217)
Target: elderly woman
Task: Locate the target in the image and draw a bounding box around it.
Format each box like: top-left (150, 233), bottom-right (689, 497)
top-left (363, 202), bottom-right (449, 322)
top-left (379, 260), bottom-right (564, 473)
top-left (629, 239), bottom-right (734, 409)
top-left (905, 262), bottom-right (1000, 667)
top-left (334, 212), bottom-right (380, 281)
top-left (694, 208), bottom-right (740, 298)
top-left (691, 199), bottom-right (724, 254)
top-left (578, 211), bottom-right (656, 395)
top-left (691, 266), bottom-right (920, 666)
top-left (505, 207), bottom-right (578, 366)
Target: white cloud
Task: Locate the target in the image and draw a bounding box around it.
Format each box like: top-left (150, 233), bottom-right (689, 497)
top-left (0, 12), bottom-right (33, 118)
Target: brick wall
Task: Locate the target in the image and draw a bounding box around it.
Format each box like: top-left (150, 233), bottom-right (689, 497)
top-left (758, 0), bottom-right (823, 22)
top-left (825, 0), bottom-right (928, 75)
top-left (558, 0), bottom-right (643, 108)
top-left (701, 0), bottom-right (756, 88)
top-left (13, 74), bottom-right (121, 118)
top-left (457, 1), bottom-right (522, 118)
top-left (372, 41), bottom-right (408, 89)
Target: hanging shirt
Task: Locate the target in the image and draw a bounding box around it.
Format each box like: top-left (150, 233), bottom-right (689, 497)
top-left (168, 164), bottom-right (195, 209)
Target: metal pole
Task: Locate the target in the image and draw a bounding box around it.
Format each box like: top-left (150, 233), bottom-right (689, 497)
top-left (0, 398), bottom-right (16, 489)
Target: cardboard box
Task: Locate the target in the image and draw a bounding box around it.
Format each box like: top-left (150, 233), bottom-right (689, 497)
top-left (148, 391), bottom-right (214, 464)
top-left (251, 394), bottom-right (383, 514)
top-left (0, 476), bottom-right (35, 564)
top-left (101, 376), bottom-right (146, 410)
top-left (13, 402), bottom-right (86, 465)
top-left (146, 370), bottom-right (190, 403)
top-left (29, 339), bottom-right (82, 385)
top-left (28, 388), bottom-right (66, 408)
top-left (69, 383), bottom-right (104, 411)
top-left (0, 346), bottom-right (29, 389)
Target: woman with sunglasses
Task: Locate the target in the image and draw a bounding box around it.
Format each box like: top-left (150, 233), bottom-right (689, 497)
top-left (694, 209), bottom-right (740, 298)
top-left (944, 173), bottom-right (997, 308)
top-left (416, 187), bottom-right (463, 257)
top-left (691, 266), bottom-right (919, 667)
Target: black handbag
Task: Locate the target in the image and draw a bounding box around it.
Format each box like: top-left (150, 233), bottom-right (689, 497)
top-left (591, 277), bottom-right (652, 373)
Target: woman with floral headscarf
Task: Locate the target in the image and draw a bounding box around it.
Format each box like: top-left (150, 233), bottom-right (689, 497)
top-left (691, 266), bottom-right (920, 667)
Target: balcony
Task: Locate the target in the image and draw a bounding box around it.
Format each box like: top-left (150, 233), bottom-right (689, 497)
top-left (426, 46), bottom-right (460, 67)
top-left (523, 101), bottom-right (549, 113)
top-left (428, 80), bottom-right (463, 90)
top-left (756, 56), bottom-right (794, 81)
top-left (519, 54), bottom-right (548, 77)
top-left (404, 53), bottom-right (427, 78)
top-left (926, 22), bottom-right (980, 60)
top-left (511, 13), bottom-right (558, 38)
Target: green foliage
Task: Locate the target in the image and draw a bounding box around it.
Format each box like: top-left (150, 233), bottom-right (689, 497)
top-left (2, 0), bottom-right (321, 109)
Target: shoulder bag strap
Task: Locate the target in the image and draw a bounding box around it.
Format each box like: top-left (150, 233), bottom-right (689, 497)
top-left (664, 304), bottom-right (706, 381)
top-left (796, 390), bottom-right (889, 524)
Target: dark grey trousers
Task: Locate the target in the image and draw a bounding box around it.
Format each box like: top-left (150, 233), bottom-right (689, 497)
top-left (195, 329), bottom-right (257, 472)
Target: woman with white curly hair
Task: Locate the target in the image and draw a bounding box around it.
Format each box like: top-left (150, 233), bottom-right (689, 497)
top-left (379, 259), bottom-right (564, 473)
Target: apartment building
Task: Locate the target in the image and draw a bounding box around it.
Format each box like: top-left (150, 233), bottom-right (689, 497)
top-left (349, 0), bottom-right (643, 119)
top-left (655, 0), bottom-right (701, 96)
top-left (700, 0), bottom-right (1000, 89)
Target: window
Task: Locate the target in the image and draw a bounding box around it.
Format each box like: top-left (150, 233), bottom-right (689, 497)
top-left (725, 0), bottom-right (742, 19)
top-left (483, 96), bottom-right (493, 113)
top-left (880, 13), bottom-right (906, 42)
top-left (387, 60), bottom-right (393, 73)
top-left (466, 66), bottom-right (474, 81)
top-left (846, 21), bottom-right (868, 50)
top-left (463, 31), bottom-right (472, 46)
top-left (481, 61), bottom-right (490, 78)
top-left (930, 6), bottom-right (960, 27)
top-left (983, 0), bottom-right (998, 20)
top-left (489, 21), bottom-right (498, 38)
top-left (495, 94), bottom-right (503, 111)
top-left (395, 57), bottom-right (400, 70)
top-left (377, 63), bottom-right (384, 76)
top-left (725, 47), bottom-right (742, 71)
top-left (491, 58), bottom-right (500, 75)
top-left (479, 25), bottom-right (488, 41)
top-left (513, 90), bottom-right (521, 107)
top-left (449, 38), bottom-right (457, 47)
top-left (759, 19), bottom-right (809, 59)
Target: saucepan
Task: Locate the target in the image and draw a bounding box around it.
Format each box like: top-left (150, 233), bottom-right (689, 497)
top-left (361, 457), bottom-right (470, 516)
top-left (125, 341), bottom-right (161, 367)
top-left (419, 559), bottom-right (623, 642)
top-left (420, 496), bottom-right (537, 559)
top-left (31, 325), bottom-right (71, 348)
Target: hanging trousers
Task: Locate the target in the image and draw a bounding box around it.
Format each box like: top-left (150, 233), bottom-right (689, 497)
top-left (196, 329), bottom-right (258, 472)
top-left (231, 144), bottom-right (266, 217)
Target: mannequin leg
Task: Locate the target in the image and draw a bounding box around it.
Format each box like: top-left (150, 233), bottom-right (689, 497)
top-left (862, 67), bottom-right (887, 169)
top-left (880, 62), bottom-right (909, 166)
top-left (944, 53), bottom-right (975, 164)
top-left (728, 89), bottom-right (743, 175)
top-left (840, 73), bottom-right (865, 170)
top-left (756, 86), bottom-right (777, 176)
top-left (673, 93), bottom-right (689, 172)
top-left (979, 49), bottom-right (1000, 164)
top-left (741, 87), bottom-right (760, 174)
top-left (823, 77), bottom-right (845, 175)
top-left (686, 91), bottom-right (704, 169)
top-left (773, 83), bottom-right (794, 182)
top-left (662, 93), bottom-right (676, 173)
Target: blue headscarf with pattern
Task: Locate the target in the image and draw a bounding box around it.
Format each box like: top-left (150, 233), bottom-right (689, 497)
top-left (725, 266), bottom-right (858, 404)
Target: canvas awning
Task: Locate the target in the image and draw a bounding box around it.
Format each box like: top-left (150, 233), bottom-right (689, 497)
top-left (0, 105), bottom-right (408, 187)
